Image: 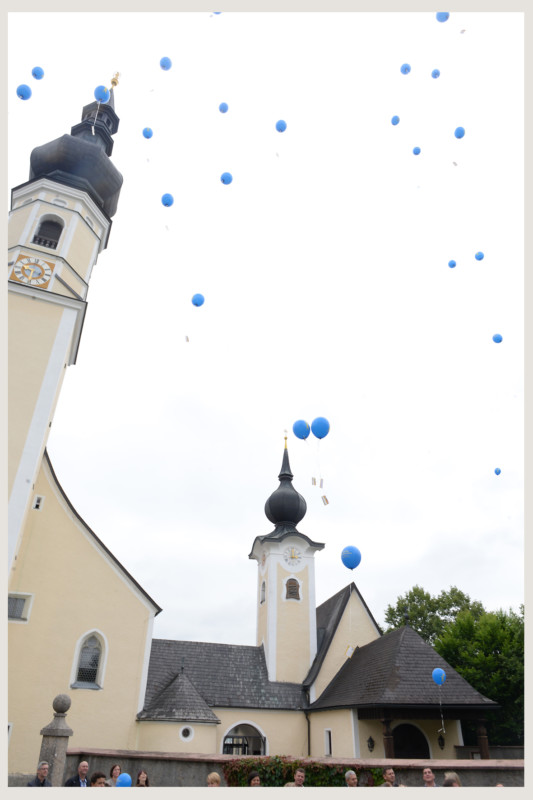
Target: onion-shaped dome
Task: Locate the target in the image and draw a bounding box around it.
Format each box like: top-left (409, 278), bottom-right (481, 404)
top-left (264, 447), bottom-right (307, 529)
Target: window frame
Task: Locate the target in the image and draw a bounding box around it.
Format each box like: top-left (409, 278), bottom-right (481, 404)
top-left (8, 593), bottom-right (34, 623)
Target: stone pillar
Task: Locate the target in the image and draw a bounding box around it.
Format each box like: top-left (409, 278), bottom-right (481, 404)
top-left (382, 718), bottom-right (395, 758)
top-left (38, 694), bottom-right (74, 786)
top-left (476, 719), bottom-right (490, 759)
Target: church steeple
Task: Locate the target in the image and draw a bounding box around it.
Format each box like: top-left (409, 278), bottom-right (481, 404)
top-left (28, 74), bottom-right (123, 220)
top-left (8, 77), bottom-right (124, 572)
top-left (249, 443), bottom-right (324, 683)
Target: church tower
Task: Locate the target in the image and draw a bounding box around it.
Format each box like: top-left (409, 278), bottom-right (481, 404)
top-left (249, 441), bottom-right (324, 683)
top-left (7, 77), bottom-right (123, 572)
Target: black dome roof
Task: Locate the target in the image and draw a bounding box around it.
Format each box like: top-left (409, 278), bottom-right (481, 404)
top-left (264, 446), bottom-right (307, 529)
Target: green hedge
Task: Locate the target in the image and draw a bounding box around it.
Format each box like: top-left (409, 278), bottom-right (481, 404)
top-left (222, 756), bottom-right (385, 787)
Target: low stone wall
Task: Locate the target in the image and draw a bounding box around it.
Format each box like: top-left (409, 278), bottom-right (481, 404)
top-left (22, 750), bottom-right (520, 788)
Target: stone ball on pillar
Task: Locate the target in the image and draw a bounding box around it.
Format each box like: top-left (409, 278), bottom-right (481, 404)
top-left (53, 694), bottom-right (71, 714)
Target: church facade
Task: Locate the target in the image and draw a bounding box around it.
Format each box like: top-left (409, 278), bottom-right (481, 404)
top-left (8, 86), bottom-right (498, 779)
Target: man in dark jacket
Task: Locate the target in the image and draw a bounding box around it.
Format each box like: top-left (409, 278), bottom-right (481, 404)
top-left (64, 760), bottom-right (90, 787)
top-left (27, 761), bottom-right (51, 787)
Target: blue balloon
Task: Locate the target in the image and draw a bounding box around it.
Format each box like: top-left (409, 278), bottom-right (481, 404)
top-left (492, 334), bottom-right (502, 343)
top-left (143, 127), bottom-right (153, 139)
top-left (160, 57), bottom-right (172, 70)
top-left (94, 85), bottom-right (110, 103)
top-left (413, 147), bottom-right (421, 155)
top-left (341, 546), bottom-right (362, 570)
top-left (495, 467), bottom-right (501, 475)
top-left (116, 774), bottom-right (132, 788)
top-left (436, 12), bottom-right (450, 23)
top-left (276, 119), bottom-right (287, 132)
top-left (219, 102), bottom-right (228, 113)
top-left (448, 260), bottom-right (456, 268)
top-left (161, 193), bottom-right (174, 207)
top-left (391, 115), bottom-right (400, 126)
top-left (432, 667), bottom-right (446, 685)
top-left (293, 420), bottom-right (310, 440)
top-left (311, 417), bottom-right (330, 439)
top-left (32, 66), bottom-right (44, 80)
top-left (400, 63), bottom-right (411, 75)
top-left (431, 69), bottom-right (441, 79)
top-left (221, 172), bottom-right (233, 185)
top-left (192, 293), bottom-right (205, 307)
top-left (454, 126), bottom-right (465, 139)
top-left (475, 251), bottom-right (484, 261)
top-left (17, 84), bottom-right (32, 100)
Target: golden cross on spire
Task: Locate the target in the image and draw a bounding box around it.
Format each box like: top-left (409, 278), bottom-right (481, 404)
top-left (110, 72), bottom-right (120, 88)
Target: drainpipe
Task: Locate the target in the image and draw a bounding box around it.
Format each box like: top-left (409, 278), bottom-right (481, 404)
top-left (304, 690), bottom-right (311, 756)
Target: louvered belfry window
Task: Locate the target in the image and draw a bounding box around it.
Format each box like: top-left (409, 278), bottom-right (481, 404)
top-left (8, 596), bottom-right (26, 619)
top-left (77, 635), bottom-right (101, 683)
top-left (32, 219), bottom-right (63, 250)
top-left (286, 578), bottom-right (300, 600)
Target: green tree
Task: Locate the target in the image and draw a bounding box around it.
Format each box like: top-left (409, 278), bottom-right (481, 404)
top-left (384, 585), bottom-right (486, 644)
top-left (435, 606), bottom-right (524, 746)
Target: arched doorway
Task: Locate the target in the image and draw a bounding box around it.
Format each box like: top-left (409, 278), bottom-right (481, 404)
top-left (393, 723), bottom-right (430, 758)
top-left (223, 723), bottom-right (266, 755)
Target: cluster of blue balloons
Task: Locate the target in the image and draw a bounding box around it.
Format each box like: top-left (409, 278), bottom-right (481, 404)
top-left (16, 66), bottom-right (45, 100)
top-left (116, 773), bottom-right (132, 787)
top-left (293, 417), bottom-right (330, 440)
top-left (432, 667), bottom-right (447, 685)
top-left (341, 546), bottom-right (361, 571)
top-left (448, 253), bottom-right (485, 269)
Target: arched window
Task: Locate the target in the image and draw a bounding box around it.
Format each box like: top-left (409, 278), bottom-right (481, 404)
top-left (222, 723), bottom-right (266, 755)
top-left (32, 216), bottom-right (64, 250)
top-left (286, 578), bottom-right (300, 600)
top-left (72, 634), bottom-right (103, 689)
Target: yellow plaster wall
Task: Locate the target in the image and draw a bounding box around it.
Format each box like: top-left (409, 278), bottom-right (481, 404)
top-left (8, 460), bottom-right (157, 774)
top-left (309, 708), bottom-right (355, 758)
top-left (8, 293), bottom-right (70, 496)
top-left (136, 721), bottom-right (218, 754)
top-left (216, 708), bottom-right (308, 757)
top-left (313, 590), bottom-right (380, 699)
top-left (63, 218), bottom-right (99, 281)
top-left (276, 565), bottom-right (310, 683)
top-left (8, 206), bottom-right (31, 247)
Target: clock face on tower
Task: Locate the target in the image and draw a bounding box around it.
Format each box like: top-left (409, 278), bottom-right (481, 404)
top-left (283, 546), bottom-right (303, 568)
top-left (11, 255), bottom-right (54, 288)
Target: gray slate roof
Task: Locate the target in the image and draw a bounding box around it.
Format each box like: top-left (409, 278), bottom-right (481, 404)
top-left (309, 625), bottom-right (498, 712)
top-left (139, 639), bottom-right (306, 721)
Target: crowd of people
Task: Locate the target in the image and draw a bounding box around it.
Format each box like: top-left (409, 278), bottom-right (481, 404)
top-left (26, 760), bottom-right (506, 788)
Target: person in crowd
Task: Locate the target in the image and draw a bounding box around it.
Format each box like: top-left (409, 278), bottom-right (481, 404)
top-left (27, 761), bottom-right (51, 787)
top-left (65, 761), bottom-right (90, 787)
top-left (247, 771), bottom-right (261, 786)
top-left (422, 768), bottom-right (438, 787)
top-left (294, 768), bottom-right (305, 787)
top-left (345, 770), bottom-right (358, 787)
top-left (207, 772), bottom-right (221, 787)
top-left (135, 769), bottom-right (150, 787)
top-left (106, 765), bottom-right (121, 787)
top-left (443, 772), bottom-right (462, 787)
top-left (89, 773), bottom-right (107, 787)
top-left (381, 767), bottom-right (404, 787)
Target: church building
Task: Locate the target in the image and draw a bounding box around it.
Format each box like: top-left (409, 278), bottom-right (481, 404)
top-left (7, 84), bottom-right (498, 780)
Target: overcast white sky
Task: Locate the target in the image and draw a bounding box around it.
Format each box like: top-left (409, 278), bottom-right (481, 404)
top-left (8, 10), bottom-right (524, 646)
